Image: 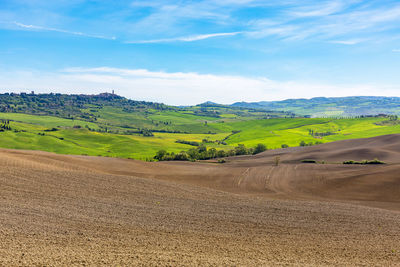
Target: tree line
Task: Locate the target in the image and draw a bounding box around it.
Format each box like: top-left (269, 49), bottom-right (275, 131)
top-left (154, 143), bottom-right (267, 161)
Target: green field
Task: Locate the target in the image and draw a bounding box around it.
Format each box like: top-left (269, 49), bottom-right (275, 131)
top-left (1, 110), bottom-right (399, 160)
top-left (1, 93), bottom-right (399, 160)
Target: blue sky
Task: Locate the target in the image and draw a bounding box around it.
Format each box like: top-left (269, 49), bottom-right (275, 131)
top-left (1, 0), bottom-right (400, 105)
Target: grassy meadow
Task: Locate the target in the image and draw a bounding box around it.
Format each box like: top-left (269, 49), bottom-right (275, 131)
top-left (1, 108), bottom-right (399, 160)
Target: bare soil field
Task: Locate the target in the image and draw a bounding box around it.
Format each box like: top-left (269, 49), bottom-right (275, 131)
top-left (0, 134), bottom-right (400, 266)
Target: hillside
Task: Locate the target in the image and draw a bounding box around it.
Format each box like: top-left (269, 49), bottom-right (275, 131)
top-left (0, 134), bottom-right (399, 265)
top-left (1, 93), bottom-right (400, 160)
top-left (232, 96), bottom-right (400, 117)
top-left (0, 92), bottom-right (292, 132)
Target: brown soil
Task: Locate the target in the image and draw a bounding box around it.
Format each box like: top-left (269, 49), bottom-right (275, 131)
top-left (1, 134), bottom-right (399, 266)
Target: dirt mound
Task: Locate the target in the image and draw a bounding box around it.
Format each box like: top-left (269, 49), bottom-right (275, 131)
top-left (1, 134), bottom-right (400, 265)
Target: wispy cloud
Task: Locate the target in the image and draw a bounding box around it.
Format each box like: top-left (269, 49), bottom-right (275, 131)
top-left (329, 39), bottom-right (365, 45)
top-left (289, 1), bottom-right (346, 18)
top-left (5, 1), bottom-right (400, 45)
top-left (13, 22), bottom-right (116, 40)
top-left (125, 32), bottom-right (242, 44)
top-left (246, 2), bottom-right (400, 42)
top-left (393, 49), bottom-right (400, 52)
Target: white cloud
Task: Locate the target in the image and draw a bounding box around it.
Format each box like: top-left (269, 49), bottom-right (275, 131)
top-left (329, 39), bottom-right (365, 45)
top-left (247, 3), bottom-right (400, 42)
top-left (289, 1), bottom-right (346, 18)
top-left (1, 67), bottom-right (399, 105)
top-left (393, 49), bottom-right (400, 52)
top-left (13, 22), bottom-right (116, 40)
top-left (125, 32), bottom-right (242, 44)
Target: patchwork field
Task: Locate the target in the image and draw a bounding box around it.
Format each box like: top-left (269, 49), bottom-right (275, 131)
top-left (1, 110), bottom-right (400, 160)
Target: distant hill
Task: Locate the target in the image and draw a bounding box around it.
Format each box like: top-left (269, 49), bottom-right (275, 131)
top-left (231, 96), bottom-right (400, 117)
top-left (0, 92), bottom-right (170, 121)
top-left (0, 92), bottom-right (292, 133)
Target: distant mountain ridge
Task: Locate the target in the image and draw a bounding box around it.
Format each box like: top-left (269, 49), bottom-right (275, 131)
top-left (2, 93), bottom-right (400, 118)
top-left (230, 96), bottom-right (400, 117)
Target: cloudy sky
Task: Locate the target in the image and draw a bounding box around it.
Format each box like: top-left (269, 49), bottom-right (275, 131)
top-left (1, 0), bottom-right (400, 105)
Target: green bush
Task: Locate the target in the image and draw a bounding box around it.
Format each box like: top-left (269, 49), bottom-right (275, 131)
top-left (343, 160), bottom-right (356, 164)
top-left (343, 158), bottom-right (385, 165)
top-left (363, 159), bottom-right (385, 164)
top-left (301, 159), bottom-right (317, 163)
top-left (234, 144), bottom-right (248, 155)
top-left (254, 143), bottom-right (267, 154)
top-left (176, 139), bottom-right (199, 146)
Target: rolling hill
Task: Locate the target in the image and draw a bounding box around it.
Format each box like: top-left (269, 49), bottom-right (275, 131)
top-left (231, 96), bottom-right (400, 117)
top-left (1, 93), bottom-right (400, 160)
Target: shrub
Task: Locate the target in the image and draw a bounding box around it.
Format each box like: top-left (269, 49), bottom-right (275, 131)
top-left (234, 144), bottom-right (248, 155)
top-left (248, 147), bottom-right (255, 155)
top-left (217, 150), bottom-right (227, 158)
top-left (174, 152), bottom-right (189, 161)
top-left (154, 150), bottom-right (167, 160)
top-left (281, 144), bottom-right (289, 148)
top-left (176, 139), bottom-right (199, 146)
top-left (141, 129), bottom-right (154, 137)
top-left (301, 159), bottom-right (317, 163)
top-left (198, 144), bottom-right (207, 153)
top-left (217, 158), bottom-right (226, 163)
top-left (44, 127), bottom-right (58, 132)
top-left (227, 150), bottom-right (236, 157)
top-left (364, 158), bottom-right (385, 164)
top-left (254, 143), bottom-right (267, 154)
top-left (343, 159), bottom-right (385, 165)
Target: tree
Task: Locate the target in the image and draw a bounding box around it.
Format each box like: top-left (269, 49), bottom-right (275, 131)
top-left (254, 143), bottom-right (267, 154)
top-left (187, 148), bottom-right (199, 159)
top-left (217, 150), bottom-right (226, 158)
top-left (227, 150), bottom-right (236, 157)
top-left (198, 144), bottom-right (207, 153)
top-left (234, 144), bottom-right (248, 155)
top-left (174, 152), bottom-right (189, 161)
top-left (208, 148), bottom-right (217, 158)
top-left (154, 150), bottom-right (167, 161)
